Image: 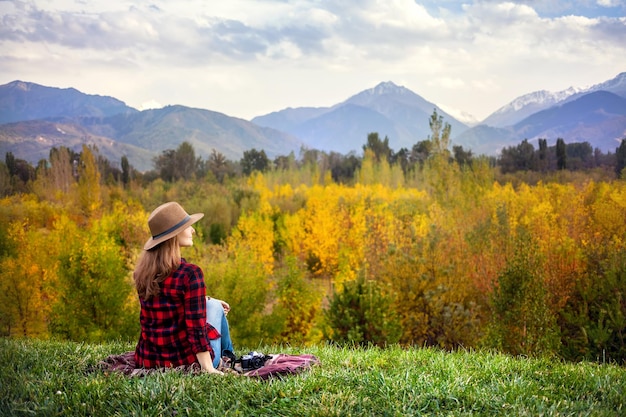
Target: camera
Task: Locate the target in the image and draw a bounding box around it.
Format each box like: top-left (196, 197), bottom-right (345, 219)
top-left (240, 351), bottom-right (270, 371)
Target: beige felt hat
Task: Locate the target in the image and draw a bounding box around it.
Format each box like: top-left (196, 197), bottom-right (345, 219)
top-left (144, 202), bottom-right (204, 250)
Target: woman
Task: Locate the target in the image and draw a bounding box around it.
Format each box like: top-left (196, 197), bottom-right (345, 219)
top-left (133, 201), bottom-right (234, 374)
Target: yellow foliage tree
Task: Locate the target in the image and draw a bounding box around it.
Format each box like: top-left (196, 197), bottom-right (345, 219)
top-left (0, 220), bottom-right (57, 338)
top-left (77, 145), bottom-right (102, 217)
top-left (229, 211), bottom-right (276, 276)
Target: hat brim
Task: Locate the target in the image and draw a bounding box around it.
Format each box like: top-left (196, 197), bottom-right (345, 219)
top-left (143, 212), bottom-right (204, 250)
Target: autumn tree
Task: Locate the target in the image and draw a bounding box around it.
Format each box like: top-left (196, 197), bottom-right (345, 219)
top-left (556, 138), bottom-right (567, 170)
top-left (358, 148), bottom-right (377, 185)
top-left (208, 149), bottom-right (231, 183)
top-left (410, 139), bottom-right (433, 168)
top-left (537, 138), bottom-right (548, 172)
top-left (0, 219), bottom-right (56, 338)
top-left (564, 141), bottom-right (594, 170)
top-left (326, 273), bottom-right (401, 346)
top-left (453, 145), bottom-right (473, 167)
top-left (241, 148), bottom-right (270, 176)
top-left (0, 162), bottom-right (10, 197)
top-left (363, 132), bottom-right (392, 163)
top-left (121, 155), bottom-right (131, 188)
top-left (154, 149), bottom-right (177, 181)
top-left (50, 216), bottom-right (137, 342)
top-left (49, 146), bottom-right (78, 193)
top-left (201, 245), bottom-right (270, 347)
top-left (153, 141), bottom-right (199, 182)
top-left (274, 152), bottom-right (296, 171)
top-left (616, 139), bottom-right (626, 178)
top-left (428, 108), bottom-right (451, 155)
top-left (391, 147), bottom-right (410, 173)
top-left (175, 141), bottom-right (198, 180)
top-left (266, 256), bottom-right (322, 344)
top-left (561, 252), bottom-right (626, 363)
top-left (5, 152), bottom-right (35, 193)
top-left (485, 231), bottom-right (560, 356)
top-left (499, 139), bottom-right (536, 173)
top-left (559, 181), bottom-right (626, 363)
top-left (420, 109), bottom-right (460, 202)
top-left (77, 145), bottom-right (102, 217)
top-left (329, 151), bottom-right (360, 183)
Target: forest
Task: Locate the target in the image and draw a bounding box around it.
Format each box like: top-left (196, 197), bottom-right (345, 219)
top-left (1, 111), bottom-right (625, 365)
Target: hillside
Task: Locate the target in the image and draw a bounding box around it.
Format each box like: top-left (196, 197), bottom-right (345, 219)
top-left (0, 119), bottom-right (155, 171)
top-left (0, 80), bottom-right (137, 124)
top-left (0, 81), bottom-right (305, 171)
top-left (81, 105), bottom-right (305, 165)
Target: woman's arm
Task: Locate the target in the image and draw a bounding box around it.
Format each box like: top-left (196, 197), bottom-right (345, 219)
top-left (184, 264), bottom-right (222, 373)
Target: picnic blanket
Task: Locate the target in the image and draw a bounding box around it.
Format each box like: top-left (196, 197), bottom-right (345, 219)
top-left (243, 353), bottom-right (320, 379)
top-left (98, 351), bottom-right (320, 380)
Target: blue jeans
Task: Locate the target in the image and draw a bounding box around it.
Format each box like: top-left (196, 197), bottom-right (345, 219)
top-left (206, 297), bottom-right (235, 368)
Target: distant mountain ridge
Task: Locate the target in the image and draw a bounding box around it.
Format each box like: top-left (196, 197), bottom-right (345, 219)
top-left (0, 80), bottom-right (138, 124)
top-left (0, 118), bottom-right (155, 170)
top-left (85, 105), bottom-right (304, 164)
top-left (456, 89), bottom-right (626, 155)
top-left (513, 90), bottom-right (626, 149)
top-left (0, 81), bottom-right (304, 171)
top-left (483, 87), bottom-right (583, 128)
top-left (253, 74), bottom-right (626, 156)
top-left (483, 72), bottom-right (626, 128)
top-left (253, 81), bottom-right (469, 154)
top-left (1, 72), bottom-right (625, 171)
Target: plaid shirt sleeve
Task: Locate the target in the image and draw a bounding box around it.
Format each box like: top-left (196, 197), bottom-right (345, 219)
top-left (134, 259), bottom-right (220, 369)
top-left (184, 262), bottom-right (220, 354)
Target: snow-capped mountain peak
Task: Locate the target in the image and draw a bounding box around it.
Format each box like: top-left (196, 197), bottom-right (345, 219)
top-left (589, 72), bottom-right (626, 91)
top-left (363, 81), bottom-right (409, 96)
top-left (483, 72), bottom-right (626, 128)
top-left (494, 87), bottom-right (582, 115)
top-left (339, 80), bottom-right (425, 110)
top-left (482, 86), bottom-right (584, 127)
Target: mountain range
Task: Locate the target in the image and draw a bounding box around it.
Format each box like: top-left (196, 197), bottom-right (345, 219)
top-left (251, 81), bottom-right (469, 155)
top-left (1, 72), bottom-right (625, 172)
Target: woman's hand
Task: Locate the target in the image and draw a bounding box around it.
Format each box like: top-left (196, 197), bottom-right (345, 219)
top-left (220, 300), bottom-right (230, 315)
top-left (196, 351), bottom-right (224, 375)
top-left (209, 297), bottom-right (231, 315)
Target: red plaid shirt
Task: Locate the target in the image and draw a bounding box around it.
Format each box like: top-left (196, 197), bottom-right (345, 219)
top-left (134, 259), bottom-right (220, 369)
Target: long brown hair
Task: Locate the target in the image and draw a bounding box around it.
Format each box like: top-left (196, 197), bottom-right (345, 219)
top-left (134, 235), bottom-right (181, 300)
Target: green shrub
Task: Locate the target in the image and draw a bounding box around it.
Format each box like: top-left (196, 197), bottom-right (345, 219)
top-left (485, 230), bottom-right (560, 356)
top-left (325, 273), bottom-right (401, 346)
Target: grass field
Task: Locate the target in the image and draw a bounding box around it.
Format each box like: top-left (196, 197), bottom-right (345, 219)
top-left (1, 338), bottom-right (624, 416)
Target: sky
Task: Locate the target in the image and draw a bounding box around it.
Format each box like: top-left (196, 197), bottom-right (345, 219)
top-left (1, 0), bottom-right (625, 123)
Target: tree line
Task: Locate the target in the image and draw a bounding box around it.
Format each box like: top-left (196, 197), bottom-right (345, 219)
top-left (4, 118), bottom-right (625, 198)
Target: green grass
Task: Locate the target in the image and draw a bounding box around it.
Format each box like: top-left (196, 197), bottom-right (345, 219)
top-left (1, 338), bottom-right (624, 416)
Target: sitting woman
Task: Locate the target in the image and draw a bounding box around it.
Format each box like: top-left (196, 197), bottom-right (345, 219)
top-left (133, 201), bottom-right (234, 374)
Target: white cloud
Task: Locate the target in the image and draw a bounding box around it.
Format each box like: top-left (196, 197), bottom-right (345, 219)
top-left (597, 0), bottom-right (621, 7)
top-left (433, 77), bottom-right (466, 89)
top-left (138, 100), bottom-right (162, 110)
top-left (359, 0), bottom-right (441, 28)
top-left (0, 0), bottom-right (625, 121)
